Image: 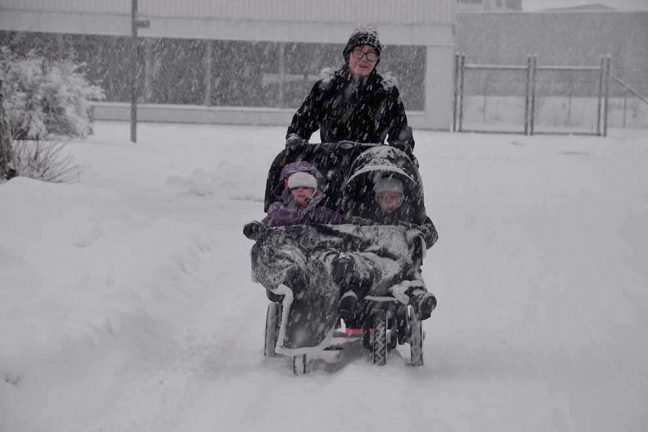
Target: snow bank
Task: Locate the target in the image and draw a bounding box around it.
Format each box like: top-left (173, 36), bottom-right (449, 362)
top-left (0, 176), bottom-right (216, 377)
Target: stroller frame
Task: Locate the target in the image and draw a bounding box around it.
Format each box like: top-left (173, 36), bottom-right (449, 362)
top-left (264, 296), bottom-right (424, 375)
top-left (257, 142), bottom-right (428, 375)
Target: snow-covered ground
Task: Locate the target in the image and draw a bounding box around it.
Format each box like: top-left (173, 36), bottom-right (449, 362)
top-left (1, 122), bottom-right (647, 432)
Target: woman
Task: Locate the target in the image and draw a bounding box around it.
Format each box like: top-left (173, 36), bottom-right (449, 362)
top-left (286, 27), bottom-right (415, 152)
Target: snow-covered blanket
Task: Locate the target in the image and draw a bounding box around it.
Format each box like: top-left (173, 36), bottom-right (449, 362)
top-left (250, 224), bottom-right (422, 351)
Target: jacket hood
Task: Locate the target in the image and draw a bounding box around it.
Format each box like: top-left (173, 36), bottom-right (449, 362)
top-left (279, 161), bottom-right (324, 183)
top-left (345, 147), bottom-right (419, 192)
top-left (279, 161), bottom-right (326, 203)
top-left (342, 27), bottom-right (382, 67)
top-left (343, 146), bottom-right (424, 211)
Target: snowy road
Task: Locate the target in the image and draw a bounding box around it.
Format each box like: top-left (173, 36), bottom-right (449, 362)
top-left (1, 122), bottom-right (647, 431)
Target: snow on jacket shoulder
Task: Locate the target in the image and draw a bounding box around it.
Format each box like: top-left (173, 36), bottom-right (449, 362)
top-left (286, 67), bottom-right (414, 148)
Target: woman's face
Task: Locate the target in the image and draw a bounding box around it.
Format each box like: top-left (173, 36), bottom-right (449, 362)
top-left (291, 187), bottom-right (315, 207)
top-left (348, 44), bottom-right (378, 79)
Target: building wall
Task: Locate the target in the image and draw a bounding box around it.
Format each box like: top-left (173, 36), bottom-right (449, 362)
top-left (456, 12), bottom-right (648, 94)
top-left (4, 4), bottom-right (644, 130)
top-left (0, 0), bottom-right (456, 129)
top-left (0, 32), bottom-right (429, 110)
top-left (0, 0), bottom-right (455, 43)
top-left (0, 1), bottom-right (455, 52)
top-left (0, 0), bottom-right (455, 24)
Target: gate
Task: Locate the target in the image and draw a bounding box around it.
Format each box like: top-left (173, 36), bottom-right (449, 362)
top-left (452, 54), bottom-right (611, 136)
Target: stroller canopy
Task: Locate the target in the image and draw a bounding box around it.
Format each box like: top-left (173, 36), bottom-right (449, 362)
top-left (264, 142), bottom-right (373, 212)
top-left (264, 143), bottom-right (424, 216)
top-left (343, 146), bottom-right (425, 213)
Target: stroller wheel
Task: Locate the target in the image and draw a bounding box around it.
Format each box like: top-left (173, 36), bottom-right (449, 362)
top-left (372, 310), bottom-right (388, 366)
top-left (408, 305), bottom-right (424, 366)
top-left (292, 354), bottom-right (307, 375)
top-left (264, 302), bottom-right (282, 357)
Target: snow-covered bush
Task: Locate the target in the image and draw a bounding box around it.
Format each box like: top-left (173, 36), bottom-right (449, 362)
top-left (0, 47), bottom-right (104, 139)
top-left (11, 139), bottom-right (82, 183)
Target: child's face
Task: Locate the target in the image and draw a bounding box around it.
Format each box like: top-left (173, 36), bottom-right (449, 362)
top-left (291, 187), bottom-right (315, 207)
top-left (376, 191), bottom-right (404, 214)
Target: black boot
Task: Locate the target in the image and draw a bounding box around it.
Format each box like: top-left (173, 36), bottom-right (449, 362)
top-left (338, 291), bottom-right (359, 324)
top-left (331, 255), bottom-right (355, 286)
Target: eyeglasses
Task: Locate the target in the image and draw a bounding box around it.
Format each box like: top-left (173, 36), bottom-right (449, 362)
top-left (350, 49), bottom-right (379, 62)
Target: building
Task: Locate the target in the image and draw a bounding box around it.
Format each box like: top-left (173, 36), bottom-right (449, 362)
top-left (0, 0), bottom-right (457, 130)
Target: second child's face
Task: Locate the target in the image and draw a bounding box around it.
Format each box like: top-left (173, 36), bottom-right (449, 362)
top-left (291, 187), bottom-right (315, 207)
top-left (376, 191), bottom-right (404, 214)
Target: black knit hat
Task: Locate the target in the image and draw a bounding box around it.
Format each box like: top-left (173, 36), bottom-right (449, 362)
top-left (343, 28), bottom-right (382, 62)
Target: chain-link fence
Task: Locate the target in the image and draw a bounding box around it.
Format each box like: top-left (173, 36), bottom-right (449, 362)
top-left (608, 74), bottom-right (648, 129)
top-left (453, 54), bottom-right (612, 136)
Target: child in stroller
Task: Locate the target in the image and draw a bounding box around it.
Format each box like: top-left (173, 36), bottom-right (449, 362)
top-left (244, 160), bottom-right (343, 302)
top-left (335, 146), bottom-right (438, 326)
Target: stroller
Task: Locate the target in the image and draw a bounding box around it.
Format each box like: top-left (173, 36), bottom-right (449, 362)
top-left (248, 142), bottom-right (430, 375)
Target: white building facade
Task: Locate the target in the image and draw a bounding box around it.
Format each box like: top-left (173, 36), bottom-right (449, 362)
top-left (0, 0), bottom-right (457, 129)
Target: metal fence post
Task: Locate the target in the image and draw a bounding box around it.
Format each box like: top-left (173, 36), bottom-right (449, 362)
top-left (596, 56), bottom-right (604, 136)
top-left (529, 55), bottom-right (537, 135)
top-left (203, 40), bottom-right (213, 106)
top-left (130, 0), bottom-right (139, 143)
top-left (130, 0), bottom-right (150, 143)
top-left (524, 55), bottom-right (531, 135)
top-left (603, 55), bottom-right (611, 137)
top-left (458, 53), bottom-right (466, 133)
top-left (452, 52), bottom-right (459, 132)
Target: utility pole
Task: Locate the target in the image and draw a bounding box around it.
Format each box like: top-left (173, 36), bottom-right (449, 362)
top-left (0, 79), bottom-right (17, 179)
top-left (130, 0), bottom-right (150, 143)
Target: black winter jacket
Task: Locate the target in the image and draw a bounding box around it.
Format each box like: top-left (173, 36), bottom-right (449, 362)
top-left (287, 67), bottom-right (414, 149)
